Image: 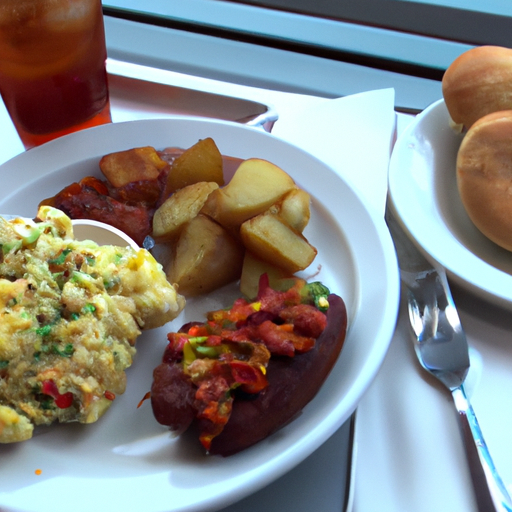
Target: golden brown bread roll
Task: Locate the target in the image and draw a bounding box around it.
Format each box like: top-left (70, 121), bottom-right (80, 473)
top-left (457, 109), bottom-right (512, 251)
top-left (443, 45), bottom-right (512, 129)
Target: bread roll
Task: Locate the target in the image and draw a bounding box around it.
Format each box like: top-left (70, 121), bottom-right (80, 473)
top-left (457, 110), bottom-right (512, 251)
top-left (443, 46), bottom-right (512, 129)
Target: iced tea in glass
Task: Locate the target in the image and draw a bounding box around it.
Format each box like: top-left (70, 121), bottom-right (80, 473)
top-left (0, 0), bottom-right (111, 149)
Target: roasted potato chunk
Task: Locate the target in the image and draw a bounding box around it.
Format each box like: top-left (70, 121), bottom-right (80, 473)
top-left (201, 158), bottom-right (297, 229)
top-left (99, 146), bottom-right (168, 188)
top-left (268, 188), bottom-right (311, 232)
top-left (239, 251), bottom-right (289, 300)
top-left (152, 181), bottom-right (219, 242)
top-left (167, 214), bottom-right (244, 297)
top-left (164, 138), bottom-right (224, 195)
top-left (240, 212), bottom-right (317, 274)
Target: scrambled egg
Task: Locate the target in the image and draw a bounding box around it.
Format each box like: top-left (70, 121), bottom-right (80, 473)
top-left (0, 207), bottom-right (185, 443)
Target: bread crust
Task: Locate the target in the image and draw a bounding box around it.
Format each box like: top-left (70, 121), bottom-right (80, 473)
top-left (443, 46), bottom-right (512, 129)
top-left (457, 110), bottom-right (512, 251)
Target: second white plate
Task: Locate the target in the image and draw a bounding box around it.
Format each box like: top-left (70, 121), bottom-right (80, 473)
top-left (389, 99), bottom-right (512, 310)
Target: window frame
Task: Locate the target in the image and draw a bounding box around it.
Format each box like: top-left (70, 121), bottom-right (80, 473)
top-left (218, 0), bottom-right (512, 47)
top-left (101, 0), bottom-right (504, 113)
top-left (102, 0), bottom-right (475, 80)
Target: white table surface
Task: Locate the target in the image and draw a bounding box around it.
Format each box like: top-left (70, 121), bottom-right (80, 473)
top-left (2, 62), bottom-right (510, 512)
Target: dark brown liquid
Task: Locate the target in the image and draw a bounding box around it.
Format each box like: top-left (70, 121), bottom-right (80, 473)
top-left (0, 0), bottom-right (111, 149)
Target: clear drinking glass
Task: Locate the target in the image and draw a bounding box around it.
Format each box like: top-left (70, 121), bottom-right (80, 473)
top-left (0, 0), bottom-right (111, 149)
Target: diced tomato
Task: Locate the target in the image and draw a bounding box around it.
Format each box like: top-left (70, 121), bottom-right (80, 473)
top-left (198, 397), bottom-right (233, 451)
top-left (207, 298), bottom-right (257, 325)
top-left (187, 325), bottom-right (209, 337)
top-left (104, 390), bottom-right (116, 401)
top-left (229, 361), bottom-right (268, 393)
top-left (41, 380), bottom-right (74, 409)
top-left (254, 321), bottom-right (295, 357)
top-left (279, 304), bottom-right (327, 338)
top-left (256, 320), bottom-right (315, 355)
top-left (256, 275), bottom-right (304, 315)
top-left (164, 333), bottom-right (190, 362)
top-left (205, 335), bottom-right (222, 346)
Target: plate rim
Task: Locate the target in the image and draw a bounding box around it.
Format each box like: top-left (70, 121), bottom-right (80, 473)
top-left (389, 99), bottom-right (512, 310)
top-left (0, 115), bottom-right (399, 512)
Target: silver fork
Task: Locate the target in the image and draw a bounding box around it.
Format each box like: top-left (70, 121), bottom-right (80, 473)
top-left (386, 205), bottom-right (512, 512)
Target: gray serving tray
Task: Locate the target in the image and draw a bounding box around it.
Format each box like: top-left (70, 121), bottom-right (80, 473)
top-left (107, 62), bottom-right (278, 132)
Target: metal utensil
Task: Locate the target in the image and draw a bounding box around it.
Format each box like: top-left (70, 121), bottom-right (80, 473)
top-left (385, 205), bottom-right (512, 512)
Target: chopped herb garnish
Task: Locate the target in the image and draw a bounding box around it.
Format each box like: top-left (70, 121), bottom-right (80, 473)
top-left (6, 297), bottom-right (17, 307)
top-left (36, 324), bottom-right (52, 337)
top-left (195, 346), bottom-right (222, 358)
top-left (70, 271), bottom-right (96, 285)
top-left (48, 248), bottom-right (72, 266)
top-left (39, 397), bottom-right (55, 410)
top-left (51, 343), bottom-right (74, 357)
top-left (2, 240), bottom-right (22, 254)
top-left (83, 303), bottom-right (96, 314)
top-left (52, 271), bottom-right (66, 290)
top-left (0, 360), bottom-right (8, 369)
top-left (103, 277), bottom-right (120, 289)
top-left (35, 343), bottom-right (74, 358)
top-left (39, 345), bottom-right (50, 355)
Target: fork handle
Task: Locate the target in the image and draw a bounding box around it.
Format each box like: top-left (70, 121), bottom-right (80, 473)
top-left (452, 386), bottom-right (512, 512)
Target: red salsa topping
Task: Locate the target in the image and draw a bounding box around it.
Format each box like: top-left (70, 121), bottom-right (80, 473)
top-left (162, 275), bottom-right (330, 450)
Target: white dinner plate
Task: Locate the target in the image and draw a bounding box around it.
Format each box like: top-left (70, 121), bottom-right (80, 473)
top-left (0, 117), bottom-right (399, 512)
top-left (389, 99), bottom-right (512, 310)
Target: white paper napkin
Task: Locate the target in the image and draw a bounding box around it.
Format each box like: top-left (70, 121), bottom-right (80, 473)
top-left (271, 88), bottom-right (396, 216)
